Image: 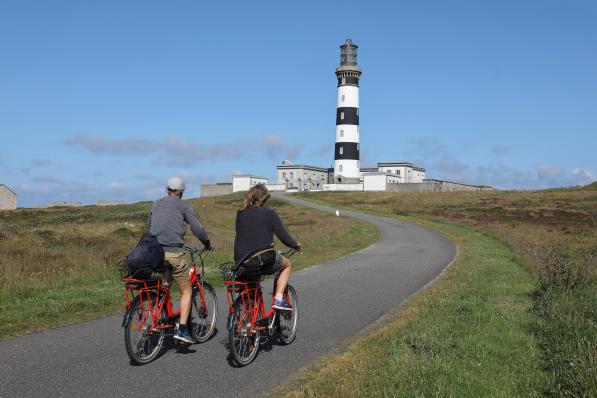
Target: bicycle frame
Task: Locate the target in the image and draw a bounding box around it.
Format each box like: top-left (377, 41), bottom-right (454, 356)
top-left (225, 279), bottom-right (280, 335)
top-left (224, 248), bottom-right (297, 335)
top-left (122, 247), bottom-right (212, 333)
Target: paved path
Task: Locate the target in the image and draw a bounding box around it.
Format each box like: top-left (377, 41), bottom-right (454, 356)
top-left (0, 195), bottom-right (456, 397)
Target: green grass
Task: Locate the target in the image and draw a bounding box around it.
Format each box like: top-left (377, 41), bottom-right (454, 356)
top-left (276, 187), bottom-right (596, 397)
top-left (276, 218), bottom-right (547, 397)
top-left (0, 193), bottom-right (379, 339)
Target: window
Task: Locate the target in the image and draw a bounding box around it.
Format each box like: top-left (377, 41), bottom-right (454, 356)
top-left (341, 94), bottom-right (345, 102)
top-left (341, 77), bottom-right (346, 84)
top-left (290, 172), bottom-right (293, 178)
top-left (282, 172), bottom-right (286, 178)
top-left (339, 146), bottom-right (343, 155)
top-left (340, 112), bottom-right (344, 120)
top-left (339, 165), bottom-right (343, 172)
top-left (340, 129), bottom-right (344, 137)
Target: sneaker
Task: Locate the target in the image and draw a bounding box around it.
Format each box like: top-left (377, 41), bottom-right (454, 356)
top-left (173, 329), bottom-right (195, 344)
top-left (273, 299), bottom-right (293, 311)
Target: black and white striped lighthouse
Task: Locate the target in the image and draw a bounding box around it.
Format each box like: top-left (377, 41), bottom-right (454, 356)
top-left (334, 39), bottom-right (362, 182)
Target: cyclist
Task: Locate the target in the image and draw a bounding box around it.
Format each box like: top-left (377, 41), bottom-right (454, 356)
top-left (148, 176), bottom-right (212, 344)
top-left (234, 184), bottom-right (300, 311)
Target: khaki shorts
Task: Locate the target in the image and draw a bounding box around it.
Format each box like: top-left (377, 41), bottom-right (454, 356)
top-left (164, 251), bottom-right (190, 287)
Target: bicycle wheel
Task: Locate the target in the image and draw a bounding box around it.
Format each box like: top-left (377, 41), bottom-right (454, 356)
top-left (124, 295), bottom-right (166, 365)
top-left (276, 284), bottom-right (299, 345)
top-left (189, 282), bottom-right (218, 343)
top-left (229, 296), bottom-right (260, 366)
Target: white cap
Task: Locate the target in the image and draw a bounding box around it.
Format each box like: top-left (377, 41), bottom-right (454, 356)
top-left (166, 176), bottom-right (185, 191)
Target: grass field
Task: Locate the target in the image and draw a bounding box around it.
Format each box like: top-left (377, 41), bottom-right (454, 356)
top-left (277, 184), bottom-right (596, 397)
top-left (0, 193), bottom-right (379, 339)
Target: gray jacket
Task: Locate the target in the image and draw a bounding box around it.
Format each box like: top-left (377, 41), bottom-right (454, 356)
top-left (148, 196), bottom-right (209, 252)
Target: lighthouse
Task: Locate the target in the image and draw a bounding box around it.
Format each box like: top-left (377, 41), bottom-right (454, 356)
top-left (334, 39), bottom-right (362, 183)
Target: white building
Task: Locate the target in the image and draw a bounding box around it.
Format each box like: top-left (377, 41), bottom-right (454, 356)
top-left (0, 184), bottom-right (17, 210)
top-left (377, 162), bottom-right (426, 183)
top-left (276, 161), bottom-right (330, 191)
top-left (232, 175), bottom-right (268, 192)
top-left (363, 172), bottom-right (402, 191)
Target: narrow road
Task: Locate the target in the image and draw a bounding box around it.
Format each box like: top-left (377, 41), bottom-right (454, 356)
top-left (0, 195), bottom-right (456, 397)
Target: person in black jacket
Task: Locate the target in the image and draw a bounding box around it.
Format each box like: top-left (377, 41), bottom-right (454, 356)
top-left (234, 184), bottom-right (300, 311)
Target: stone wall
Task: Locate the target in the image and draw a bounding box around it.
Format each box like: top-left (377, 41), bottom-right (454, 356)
top-left (0, 185), bottom-right (17, 210)
top-left (386, 180), bottom-right (492, 193)
top-left (200, 183), bottom-right (233, 197)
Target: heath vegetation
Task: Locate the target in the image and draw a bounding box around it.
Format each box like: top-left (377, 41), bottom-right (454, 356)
top-left (287, 183), bottom-right (596, 397)
top-left (0, 193), bottom-right (378, 338)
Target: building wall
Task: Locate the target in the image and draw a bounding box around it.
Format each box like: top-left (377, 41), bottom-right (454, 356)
top-left (378, 165), bottom-right (426, 183)
top-left (232, 177), bottom-right (251, 192)
top-left (277, 167), bottom-right (328, 191)
top-left (363, 174), bottom-right (387, 191)
top-left (201, 184), bottom-right (233, 197)
top-left (0, 185), bottom-right (17, 210)
top-left (232, 176), bottom-right (268, 192)
top-left (363, 174), bottom-right (401, 191)
top-left (265, 183), bottom-right (286, 192)
top-left (386, 180), bottom-right (491, 192)
top-left (323, 183), bottom-right (363, 191)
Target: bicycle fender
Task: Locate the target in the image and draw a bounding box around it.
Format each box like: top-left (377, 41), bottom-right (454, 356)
top-left (227, 313), bottom-right (234, 330)
top-left (121, 297), bottom-right (139, 327)
top-left (122, 309), bottom-right (132, 328)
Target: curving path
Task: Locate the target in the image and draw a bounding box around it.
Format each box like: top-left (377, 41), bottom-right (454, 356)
top-left (0, 194), bottom-right (456, 397)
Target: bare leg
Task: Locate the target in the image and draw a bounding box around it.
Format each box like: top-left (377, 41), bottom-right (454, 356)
top-left (178, 279), bottom-right (192, 325)
top-left (275, 257), bottom-right (292, 296)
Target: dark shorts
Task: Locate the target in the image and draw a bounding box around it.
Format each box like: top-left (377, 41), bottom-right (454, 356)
top-left (259, 252), bottom-right (284, 275)
top-left (239, 251), bottom-right (284, 277)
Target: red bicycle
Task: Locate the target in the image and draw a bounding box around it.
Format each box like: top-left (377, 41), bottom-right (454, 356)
top-left (121, 246), bottom-right (218, 365)
top-left (222, 248), bottom-right (299, 366)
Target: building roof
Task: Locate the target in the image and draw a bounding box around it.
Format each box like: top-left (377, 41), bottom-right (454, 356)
top-left (378, 162), bottom-right (426, 172)
top-left (0, 184), bottom-right (16, 196)
top-left (277, 163), bottom-right (328, 172)
top-left (232, 175), bottom-right (268, 179)
top-left (363, 172), bottom-right (400, 177)
top-left (378, 161), bottom-right (413, 167)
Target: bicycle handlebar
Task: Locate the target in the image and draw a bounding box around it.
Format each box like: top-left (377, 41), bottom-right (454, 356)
top-left (183, 246), bottom-right (212, 255)
top-left (281, 247), bottom-right (301, 258)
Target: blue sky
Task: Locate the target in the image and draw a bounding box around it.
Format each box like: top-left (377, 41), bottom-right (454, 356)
top-left (1, 0), bottom-right (596, 207)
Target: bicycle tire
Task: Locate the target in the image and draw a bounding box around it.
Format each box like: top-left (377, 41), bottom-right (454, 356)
top-left (189, 282), bottom-right (218, 343)
top-left (123, 295), bottom-right (166, 365)
top-left (229, 296), bottom-right (260, 366)
top-left (276, 284), bottom-right (299, 345)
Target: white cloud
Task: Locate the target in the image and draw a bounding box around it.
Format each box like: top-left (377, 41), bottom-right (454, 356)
top-left (401, 136), bottom-right (595, 189)
top-left (65, 132), bottom-right (303, 166)
top-left (571, 168), bottom-right (596, 185)
top-left (31, 159), bottom-right (53, 167)
top-left (262, 132), bottom-right (303, 160)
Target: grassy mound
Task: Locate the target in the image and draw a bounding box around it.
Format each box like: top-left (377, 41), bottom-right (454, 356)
top-left (283, 187), bottom-right (596, 397)
top-left (0, 193), bottom-right (379, 338)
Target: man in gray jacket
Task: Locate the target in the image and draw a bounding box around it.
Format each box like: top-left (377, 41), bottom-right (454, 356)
top-left (148, 176), bottom-right (212, 344)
